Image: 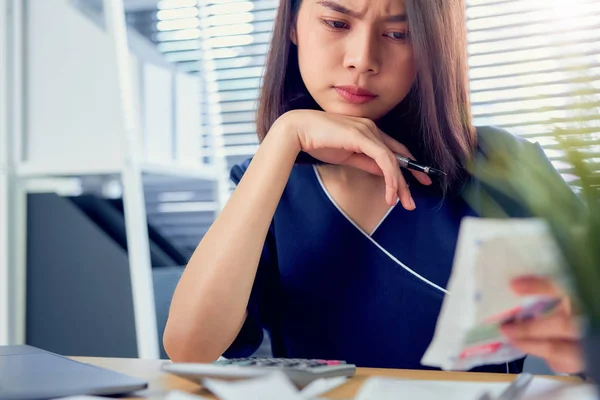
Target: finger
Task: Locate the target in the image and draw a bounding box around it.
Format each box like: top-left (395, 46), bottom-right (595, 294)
top-left (351, 132), bottom-right (401, 207)
top-left (362, 128), bottom-right (413, 209)
top-left (380, 149), bottom-right (411, 210)
top-left (500, 313), bottom-right (580, 340)
top-left (379, 134), bottom-right (433, 186)
top-left (342, 154), bottom-right (384, 176)
top-left (510, 275), bottom-right (560, 297)
top-left (350, 120), bottom-right (406, 207)
top-left (510, 276), bottom-right (572, 314)
top-left (386, 151), bottom-right (411, 210)
top-left (507, 338), bottom-right (583, 374)
top-left (351, 119), bottom-right (416, 207)
top-left (351, 129), bottom-right (413, 209)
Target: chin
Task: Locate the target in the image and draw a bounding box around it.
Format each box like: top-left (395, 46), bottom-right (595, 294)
top-left (325, 103), bottom-right (389, 120)
top-left (329, 107), bottom-right (367, 117)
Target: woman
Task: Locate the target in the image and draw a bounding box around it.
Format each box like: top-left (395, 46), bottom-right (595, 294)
top-left (164, 0), bottom-right (583, 375)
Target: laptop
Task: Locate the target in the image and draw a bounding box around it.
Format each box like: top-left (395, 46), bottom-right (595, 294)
top-left (0, 345), bottom-right (148, 400)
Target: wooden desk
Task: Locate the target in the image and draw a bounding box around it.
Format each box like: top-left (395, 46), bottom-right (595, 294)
top-left (73, 357), bottom-right (575, 400)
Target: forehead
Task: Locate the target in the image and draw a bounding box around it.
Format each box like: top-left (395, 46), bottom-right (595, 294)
top-left (312, 0), bottom-right (407, 15)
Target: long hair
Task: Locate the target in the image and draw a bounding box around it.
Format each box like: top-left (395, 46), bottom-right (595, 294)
top-left (256, 0), bottom-right (476, 189)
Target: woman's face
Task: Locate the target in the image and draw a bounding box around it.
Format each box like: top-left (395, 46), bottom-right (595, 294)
top-left (292, 0), bottom-right (417, 120)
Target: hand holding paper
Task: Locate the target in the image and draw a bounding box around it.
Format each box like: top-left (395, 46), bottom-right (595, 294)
top-left (499, 275), bottom-right (583, 374)
top-left (422, 218), bottom-right (575, 371)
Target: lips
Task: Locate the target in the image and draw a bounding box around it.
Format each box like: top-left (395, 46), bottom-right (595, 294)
top-left (334, 85), bottom-right (378, 104)
top-left (335, 85), bottom-right (376, 96)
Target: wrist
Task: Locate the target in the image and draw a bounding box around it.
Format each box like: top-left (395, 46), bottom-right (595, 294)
top-left (267, 111), bottom-right (302, 156)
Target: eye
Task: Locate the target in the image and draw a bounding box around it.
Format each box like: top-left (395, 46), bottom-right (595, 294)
top-left (323, 19), bottom-right (350, 30)
top-left (385, 31), bottom-right (410, 41)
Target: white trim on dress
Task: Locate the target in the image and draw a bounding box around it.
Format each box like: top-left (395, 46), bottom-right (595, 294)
top-left (313, 165), bottom-right (448, 295)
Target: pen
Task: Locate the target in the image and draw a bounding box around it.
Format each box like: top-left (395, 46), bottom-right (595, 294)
top-left (476, 373), bottom-right (534, 400)
top-left (395, 155), bottom-right (447, 177)
top-left (497, 373), bottom-right (534, 400)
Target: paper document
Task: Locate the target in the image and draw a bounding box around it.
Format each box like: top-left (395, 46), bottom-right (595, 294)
top-left (422, 217), bottom-right (569, 371)
top-left (50, 397), bottom-right (112, 400)
top-left (202, 371), bottom-right (303, 400)
top-left (354, 377), bottom-right (508, 400)
top-left (201, 371), bottom-right (347, 400)
top-left (354, 376), bottom-right (595, 400)
top-left (165, 390), bottom-right (211, 400)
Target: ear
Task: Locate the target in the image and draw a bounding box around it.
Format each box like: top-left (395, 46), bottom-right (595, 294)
top-left (290, 26), bottom-right (298, 45)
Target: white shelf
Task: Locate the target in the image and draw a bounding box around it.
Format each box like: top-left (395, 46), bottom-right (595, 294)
top-left (18, 162), bottom-right (127, 178)
top-left (24, 0), bottom-right (209, 184)
top-left (17, 160), bottom-right (217, 180)
top-left (140, 161), bottom-right (217, 180)
top-left (0, 0), bottom-right (9, 347)
top-left (0, 0), bottom-right (222, 359)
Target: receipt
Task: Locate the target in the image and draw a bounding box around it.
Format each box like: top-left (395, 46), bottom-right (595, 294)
top-left (200, 371), bottom-right (347, 400)
top-left (202, 371), bottom-right (304, 400)
top-left (354, 376), bottom-right (595, 400)
top-left (422, 217), bottom-right (568, 371)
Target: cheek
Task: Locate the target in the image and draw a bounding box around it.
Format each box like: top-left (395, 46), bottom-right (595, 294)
top-left (299, 29), bottom-right (338, 64)
top-left (297, 29), bottom-right (340, 84)
top-left (406, 54), bottom-right (417, 81)
top-left (386, 51), bottom-right (417, 89)
top-left (406, 49), bottom-right (417, 79)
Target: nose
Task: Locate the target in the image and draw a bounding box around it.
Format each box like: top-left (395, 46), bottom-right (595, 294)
top-left (343, 29), bottom-right (381, 75)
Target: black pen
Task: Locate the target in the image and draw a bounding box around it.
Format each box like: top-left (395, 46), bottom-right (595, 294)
top-left (395, 155), bottom-right (447, 177)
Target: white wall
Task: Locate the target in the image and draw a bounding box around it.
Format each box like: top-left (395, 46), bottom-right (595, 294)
top-left (0, 0), bottom-right (10, 346)
top-left (26, 0), bottom-right (129, 169)
top-left (25, 0), bottom-right (205, 173)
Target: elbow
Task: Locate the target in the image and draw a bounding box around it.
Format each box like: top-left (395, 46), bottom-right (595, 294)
top-left (163, 319), bottom-right (222, 363)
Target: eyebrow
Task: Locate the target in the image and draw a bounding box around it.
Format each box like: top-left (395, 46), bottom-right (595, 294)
top-left (316, 0), bottom-right (408, 22)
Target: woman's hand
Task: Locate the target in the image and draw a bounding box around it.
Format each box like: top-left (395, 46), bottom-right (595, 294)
top-left (275, 109), bottom-right (432, 210)
top-left (500, 275), bottom-right (584, 374)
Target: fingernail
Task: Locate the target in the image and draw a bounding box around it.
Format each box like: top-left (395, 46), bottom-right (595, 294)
top-left (512, 275), bottom-right (539, 284)
top-left (409, 196), bottom-right (416, 210)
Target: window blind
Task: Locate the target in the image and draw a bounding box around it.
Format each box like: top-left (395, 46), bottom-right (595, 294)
top-left (129, 0), bottom-right (218, 258)
top-left (195, 0), bottom-right (277, 187)
top-left (465, 0), bottom-right (600, 186)
top-left (121, 0), bottom-right (278, 254)
top-left (130, 0), bottom-right (600, 254)
top-left (197, 0), bottom-right (600, 188)
top-left (146, 0), bottom-right (278, 190)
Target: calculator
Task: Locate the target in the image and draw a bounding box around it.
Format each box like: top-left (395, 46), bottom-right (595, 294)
top-left (162, 357), bottom-right (357, 388)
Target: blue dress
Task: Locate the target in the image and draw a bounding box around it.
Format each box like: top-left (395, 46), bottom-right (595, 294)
top-left (223, 126), bottom-right (529, 374)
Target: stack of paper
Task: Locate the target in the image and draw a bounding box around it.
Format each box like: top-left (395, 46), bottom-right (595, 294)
top-left (168, 371), bottom-right (348, 400)
top-left (161, 374), bottom-right (598, 400)
top-left (354, 376), bottom-right (597, 400)
top-left (422, 217), bottom-right (569, 371)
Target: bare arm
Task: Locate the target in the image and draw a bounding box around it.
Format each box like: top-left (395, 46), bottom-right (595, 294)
top-left (163, 118), bottom-right (301, 362)
top-left (163, 109), bottom-right (427, 362)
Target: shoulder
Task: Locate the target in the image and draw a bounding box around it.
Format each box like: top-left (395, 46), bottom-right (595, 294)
top-left (473, 125), bottom-right (551, 167)
top-left (474, 126), bottom-right (558, 170)
top-left (475, 125), bottom-right (535, 153)
top-left (466, 126), bottom-right (563, 218)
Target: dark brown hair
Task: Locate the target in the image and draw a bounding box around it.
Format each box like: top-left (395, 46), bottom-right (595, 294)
top-left (256, 0), bottom-right (476, 188)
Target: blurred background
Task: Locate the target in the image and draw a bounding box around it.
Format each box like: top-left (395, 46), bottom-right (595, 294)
top-left (0, 0), bottom-right (598, 372)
